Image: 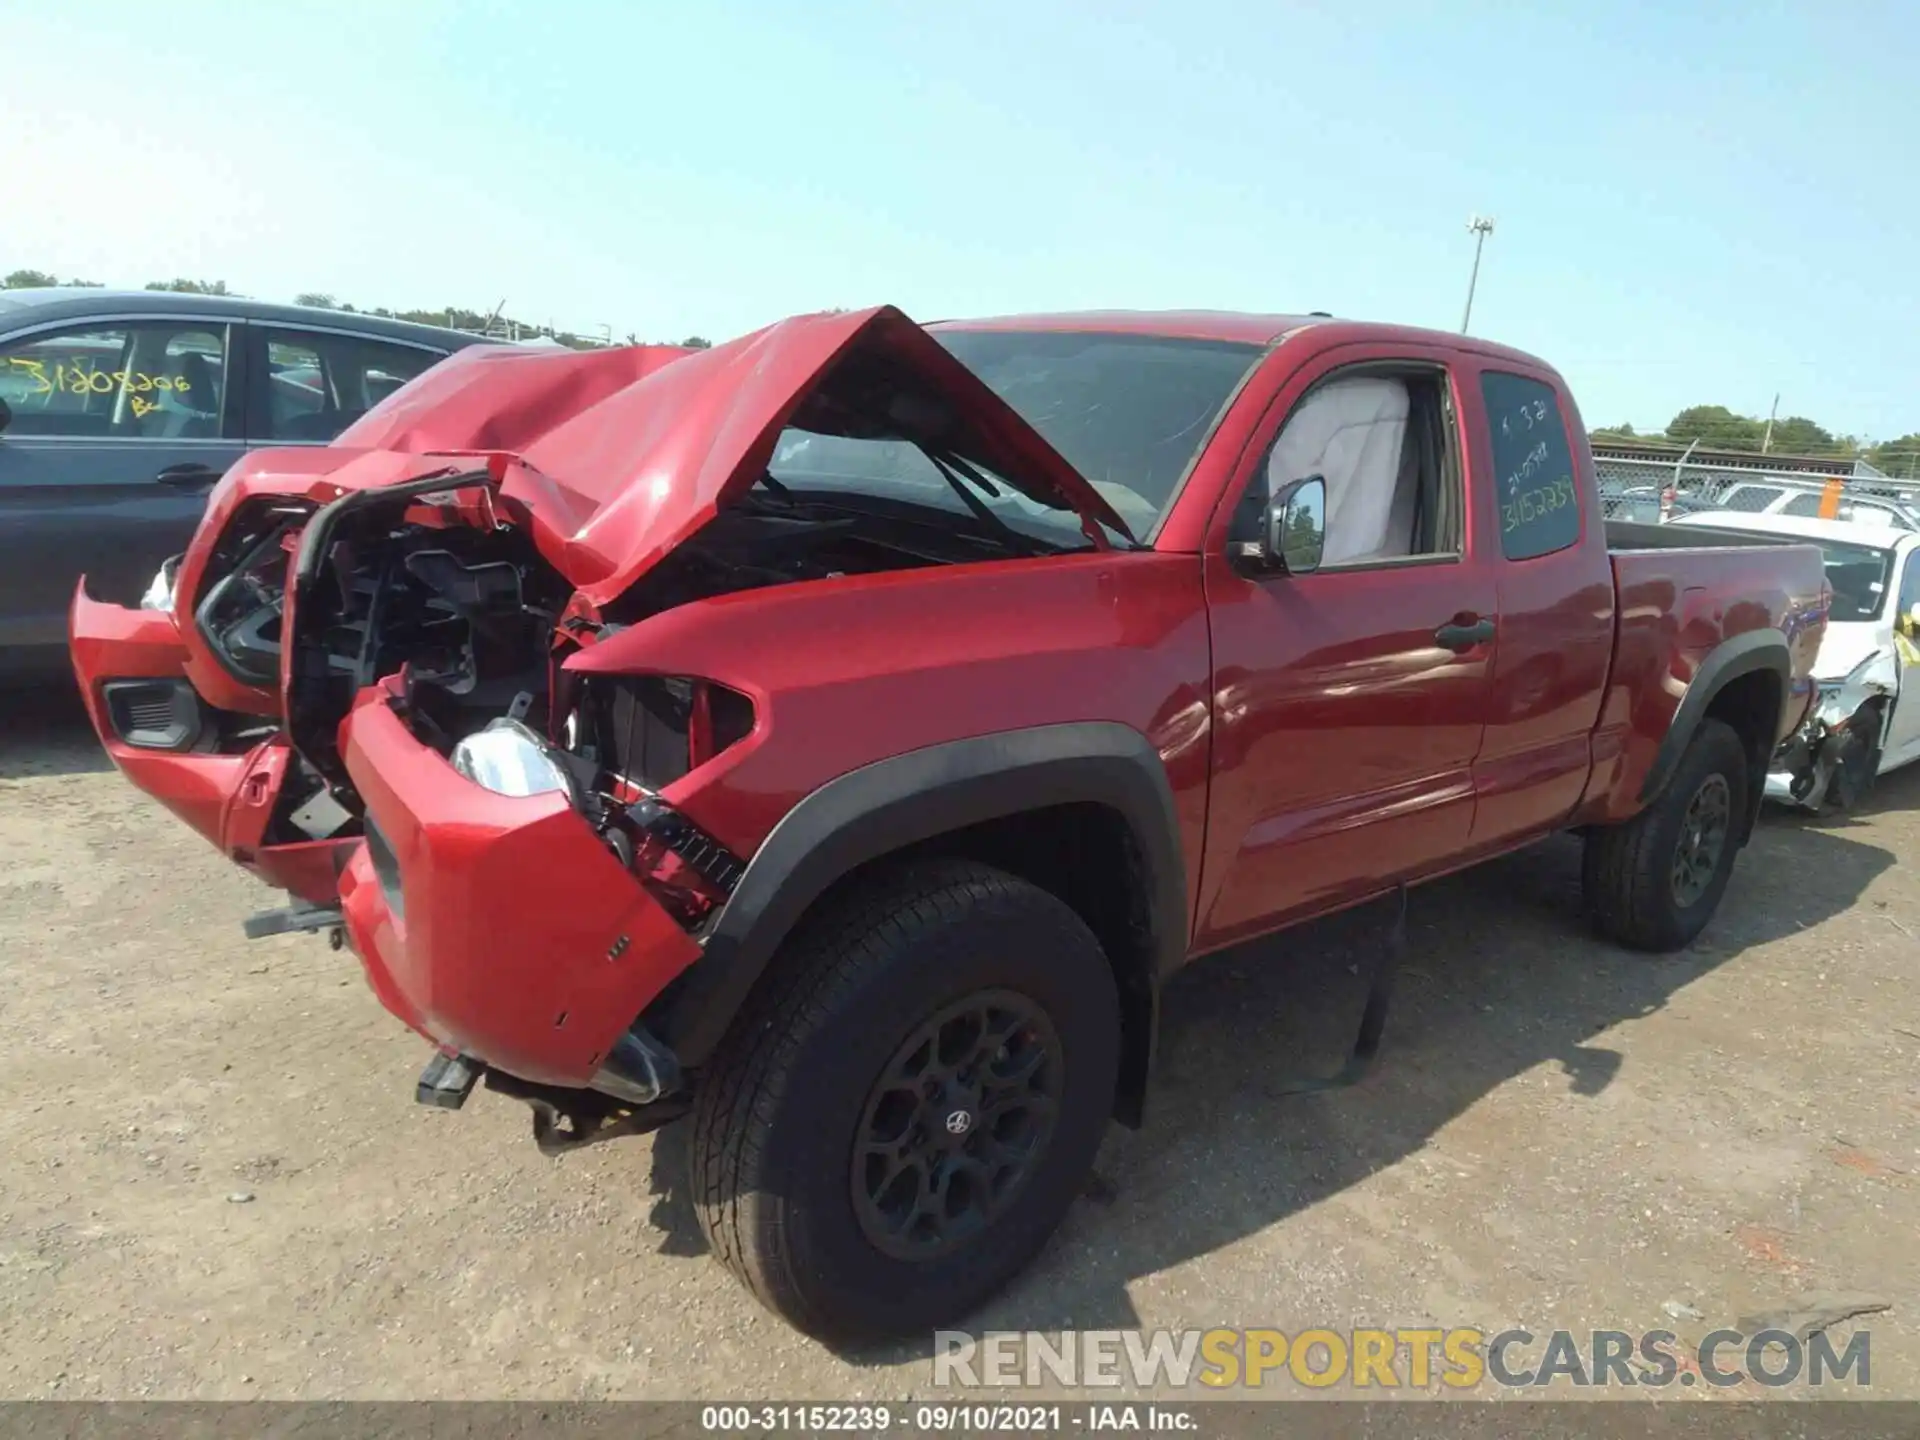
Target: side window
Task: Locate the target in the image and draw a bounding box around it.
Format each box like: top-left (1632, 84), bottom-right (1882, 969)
top-left (1773, 490), bottom-right (1893, 523)
top-left (1721, 484), bottom-right (1785, 513)
top-left (0, 323), bottom-right (228, 439)
top-left (1230, 368), bottom-right (1461, 568)
top-left (1482, 370), bottom-right (1579, 561)
top-left (258, 329), bottom-right (443, 442)
top-left (1899, 550), bottom-right (1920, 622)
top-left (266, 337), bottom-right (329, 434)
top-left (1838, 501), bottom-right (1898, 530)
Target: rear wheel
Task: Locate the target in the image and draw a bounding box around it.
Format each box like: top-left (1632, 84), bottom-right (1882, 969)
top-left (1584, 718), bottom-right (1749, 952)
top-left (689, 859), bottom-right (1120, 1342)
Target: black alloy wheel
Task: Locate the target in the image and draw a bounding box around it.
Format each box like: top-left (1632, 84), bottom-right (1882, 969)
top-left (851, 990), bottom-right (1064, 1261)
top-left (689, 859), bottom-right (1122, 1342)
top-left (1669, 773), bottom-right (1731, 908)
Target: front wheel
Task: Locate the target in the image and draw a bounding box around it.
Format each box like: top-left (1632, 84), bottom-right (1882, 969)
top-left (689, 859), bottom-right (1121, 1342)
top-left (1583, 718), bottom-right (1750, 952)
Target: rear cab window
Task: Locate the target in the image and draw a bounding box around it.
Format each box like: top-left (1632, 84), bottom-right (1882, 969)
top-left (1482, 370), bottom-right (1579, 560)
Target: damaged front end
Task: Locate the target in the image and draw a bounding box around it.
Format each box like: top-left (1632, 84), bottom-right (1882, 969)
top-left (73, 304), bottom-right (1133, 1151)
top-left (274, 464), bottom-right (754, 1136)
top-left (1767, 651), bottom-right (1895, 811)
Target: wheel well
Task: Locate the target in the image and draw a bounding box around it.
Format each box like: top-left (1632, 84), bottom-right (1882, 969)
top-left (1703, 669), bottom-right (1782, 842)
top-left (783, 803), bottom-right (1158, 1128)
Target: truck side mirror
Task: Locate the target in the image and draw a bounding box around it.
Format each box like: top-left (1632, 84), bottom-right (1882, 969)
top-left (1904, 602), bottom-right (1920, 639)
top-left (1266, 474), bottom-right (1327, 576)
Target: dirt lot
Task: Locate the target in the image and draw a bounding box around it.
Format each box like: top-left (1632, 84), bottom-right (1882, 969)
top-left (2, 686), bottom-right (1916, 1401)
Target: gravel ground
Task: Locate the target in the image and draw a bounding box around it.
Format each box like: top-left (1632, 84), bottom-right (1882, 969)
top-left (2, 686), bottom-right (1916, 1401)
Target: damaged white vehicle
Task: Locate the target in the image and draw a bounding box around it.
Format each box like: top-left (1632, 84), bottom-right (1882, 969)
top-left (1672, 512), bottom-right (1920, 809)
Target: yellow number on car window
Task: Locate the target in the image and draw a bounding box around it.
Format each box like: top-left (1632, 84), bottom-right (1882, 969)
top-left (8, 358), bottom-right (53, 395)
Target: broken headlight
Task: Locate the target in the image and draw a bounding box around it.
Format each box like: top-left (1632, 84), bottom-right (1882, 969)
top-left (450, 717), bottom-right (582, 806)
top-left (1814, 651), bottom-right (1895, 731)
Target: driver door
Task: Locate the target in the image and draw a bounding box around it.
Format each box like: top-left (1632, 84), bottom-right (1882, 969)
top-left (1195, 348), bottom-right (1499, 949)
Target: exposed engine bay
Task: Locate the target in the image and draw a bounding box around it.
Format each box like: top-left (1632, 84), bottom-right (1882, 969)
top-left (165, 309), bottom-right (1134, 952)
top-left (187, 465), bottom-right (1051, 929)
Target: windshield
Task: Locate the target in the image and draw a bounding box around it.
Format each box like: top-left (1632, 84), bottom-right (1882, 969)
top-left (766, 330), bottom-right (1263, 548)
top-left (1817, 540), bottom-right (1897, 622)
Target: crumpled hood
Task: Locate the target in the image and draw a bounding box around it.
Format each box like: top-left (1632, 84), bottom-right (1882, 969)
top-left (510, 304), bottom-right (1132, 604)
top-left (186, 339), bottom-right (697, 573)
top-left (206, 306), bottom-right (1129, 610)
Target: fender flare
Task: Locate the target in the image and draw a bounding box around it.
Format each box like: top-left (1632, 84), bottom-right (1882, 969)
top-left (1639, 627), bottom-right (1791, 818)
top-left (654, 722), bottom-right (1188, 1095)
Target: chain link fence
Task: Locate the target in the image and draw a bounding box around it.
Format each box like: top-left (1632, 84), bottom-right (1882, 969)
top-left (1595, 454), bottom-right (1920, 529)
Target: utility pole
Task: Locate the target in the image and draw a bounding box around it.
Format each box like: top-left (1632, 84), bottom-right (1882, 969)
top-left (1762, 393), bottom-right (1779, 454)
top-left (1461, 215), bottom-right (1495, 334)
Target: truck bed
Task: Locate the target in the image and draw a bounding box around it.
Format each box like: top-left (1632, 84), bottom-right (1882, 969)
top-left (1605, 518), bottom-right (1809, 552)
top-left (1581, 519), bottom-right (1830, 824)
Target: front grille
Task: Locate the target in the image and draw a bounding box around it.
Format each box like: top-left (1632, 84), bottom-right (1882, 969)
top-left (192, 499), bottom-right (311, 688)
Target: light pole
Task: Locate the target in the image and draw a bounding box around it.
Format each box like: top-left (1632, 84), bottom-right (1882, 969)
top-left (1461, 215), bottom-right (1495, 334)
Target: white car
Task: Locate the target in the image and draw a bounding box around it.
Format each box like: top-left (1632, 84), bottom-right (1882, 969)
top-left (1670, 511), bottom-right (1920, 806)
top-left (1712, 479), bottom-right (1920, 533)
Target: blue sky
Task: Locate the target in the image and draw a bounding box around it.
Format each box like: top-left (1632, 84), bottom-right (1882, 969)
top-left (6, 0), bottom-right (1915, 440)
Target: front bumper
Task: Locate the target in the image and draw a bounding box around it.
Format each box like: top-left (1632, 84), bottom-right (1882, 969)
top-left (335, 688), bottom-right (703, 1088)
top-left (68, 585), bottom-right (352, 904)
top-left (1765, 681), bottom-right (1885, 812)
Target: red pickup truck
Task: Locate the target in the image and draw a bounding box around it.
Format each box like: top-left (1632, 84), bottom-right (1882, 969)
top-left (70, 307), bottom-right (1827, 1342)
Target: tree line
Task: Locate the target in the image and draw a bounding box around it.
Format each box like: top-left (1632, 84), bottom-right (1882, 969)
top-left (2, 269), bottom-right (711, 353)
top-left (1583, 405), bottom-right (1916, 477)
top-left (10, 269), bottom-right (1915, 473)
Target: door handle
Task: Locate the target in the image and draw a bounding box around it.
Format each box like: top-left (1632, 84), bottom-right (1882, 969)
top-left (1434, 616), bottom-right (1496, 652)
top-left (155, 463), bottom-right (222, 489)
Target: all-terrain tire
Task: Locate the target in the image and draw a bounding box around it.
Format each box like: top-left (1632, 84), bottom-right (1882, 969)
top-left (1583, 717), bottom-right (1750, 952)
top-left (688, 858), bottom-right (1121, 1343)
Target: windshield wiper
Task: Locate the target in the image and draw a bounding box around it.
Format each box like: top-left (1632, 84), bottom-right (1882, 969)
top-left (916, 444), bottom-right (1043, 556)
top-left (752, 470), bottom-right (797, 503)
top-left (939, 449), bottom-right (1141, 551)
